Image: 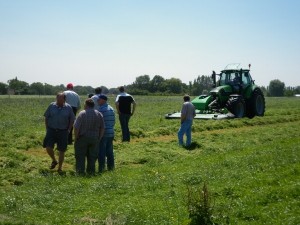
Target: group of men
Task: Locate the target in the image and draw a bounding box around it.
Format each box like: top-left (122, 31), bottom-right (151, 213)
top-left (43, 84), bottom-right (136, 175)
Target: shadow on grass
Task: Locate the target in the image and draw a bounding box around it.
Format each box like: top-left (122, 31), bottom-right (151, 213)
top-left (184, 141), bottom-right (201, 151)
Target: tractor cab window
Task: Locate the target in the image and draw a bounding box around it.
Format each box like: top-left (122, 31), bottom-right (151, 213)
top-left (219, 72), bottom-right (227, 85)
top-left (242, 72), bottom-right (251, 85)
top-left (229, 73), bottom-right (240, 83)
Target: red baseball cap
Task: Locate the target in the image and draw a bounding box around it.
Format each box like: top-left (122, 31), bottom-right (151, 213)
top-left (67, 83), bottom-right (73, 89)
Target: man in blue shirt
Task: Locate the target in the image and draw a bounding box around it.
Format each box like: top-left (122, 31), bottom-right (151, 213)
top-left (115, 86), bottom-right (136, 142)
top-left (97, 94), bottom-right (115, 173)
top-left (43, 92), bottom-right (75, 173)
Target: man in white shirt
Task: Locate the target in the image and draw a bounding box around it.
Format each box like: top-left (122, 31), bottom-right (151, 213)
top-left (63, 83), bottom-right (81, 144)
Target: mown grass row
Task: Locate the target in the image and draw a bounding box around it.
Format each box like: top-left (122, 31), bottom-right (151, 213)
top-left (0, 96), bottom-right (299, 224)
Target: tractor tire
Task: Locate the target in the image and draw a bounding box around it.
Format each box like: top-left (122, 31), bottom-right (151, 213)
top-left (246, 89), bottom-right (265, 118)
top-left (226, 96), bottom-right (245, 118)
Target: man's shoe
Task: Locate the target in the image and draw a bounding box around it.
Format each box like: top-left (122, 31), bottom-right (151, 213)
top-left (50, 161), bottom-right (58, 169)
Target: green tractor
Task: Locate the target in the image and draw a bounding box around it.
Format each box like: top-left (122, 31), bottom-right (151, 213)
top-left (166, 64), bottom-right (265, 119)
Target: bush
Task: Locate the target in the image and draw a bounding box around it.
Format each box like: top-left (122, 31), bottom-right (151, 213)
top-left (186, 183), bottom-right (214, 225)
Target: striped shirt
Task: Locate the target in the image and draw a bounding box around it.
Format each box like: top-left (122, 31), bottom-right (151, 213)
top-left (74, 108), bottom-right (104, 138)
top-left (98, 103), bottom-right (115, 137)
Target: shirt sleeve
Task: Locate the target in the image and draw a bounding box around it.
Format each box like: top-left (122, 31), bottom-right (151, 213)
top-left (74, 113), bottom-right (82, 129)
top-left (181, 104), bottom-right (187, 115)
top-left (44, 104), bottom-right (52, 118)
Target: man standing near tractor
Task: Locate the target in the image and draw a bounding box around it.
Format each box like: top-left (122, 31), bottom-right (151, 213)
top-left (178, 94), bottom-right (196, 147)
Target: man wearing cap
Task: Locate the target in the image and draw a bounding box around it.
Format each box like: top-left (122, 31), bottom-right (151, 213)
top-left (63, 83), bottom-right (81, 144)
top-left (97, 94), bottom-right (115, 173)
top-left (74, 98), bottom-right (105, 175)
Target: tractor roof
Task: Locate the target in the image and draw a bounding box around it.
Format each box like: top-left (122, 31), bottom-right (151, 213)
top-left (222, 63), bottom-right (251, 72)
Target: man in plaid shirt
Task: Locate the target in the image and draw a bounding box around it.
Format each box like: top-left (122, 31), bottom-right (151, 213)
top-left (74, 98), bottom-right (105, 175)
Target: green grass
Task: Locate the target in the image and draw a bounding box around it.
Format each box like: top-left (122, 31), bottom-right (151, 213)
top-left (0, 96), bottom-right (299, 224)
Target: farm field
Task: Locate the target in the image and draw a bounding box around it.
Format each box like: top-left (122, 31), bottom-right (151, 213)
top-left (0, 95), bottom-right (299, 224)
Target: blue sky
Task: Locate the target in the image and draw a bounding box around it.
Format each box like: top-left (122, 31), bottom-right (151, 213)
top-left (0, 0), bottom-right (299, 88)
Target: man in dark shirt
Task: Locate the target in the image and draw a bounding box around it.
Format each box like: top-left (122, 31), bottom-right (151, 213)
top-left (115, 86), bottom-right (136, 142)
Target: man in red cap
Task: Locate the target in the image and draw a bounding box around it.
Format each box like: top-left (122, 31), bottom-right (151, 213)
top-left (63, 83), bottom-right (81, 144)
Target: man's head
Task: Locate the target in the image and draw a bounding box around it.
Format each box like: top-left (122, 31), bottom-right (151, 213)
top-left (97, 94), bottom-right (107, 106)
top-left (67, 83), bottom-right (73, 90)
top-left (183, 94), bottom-right (190, 102)
top-left (95, 87), bottom-right (102, 94)
top-left (56, 92), bottom-right (66, 106)
top-left (85, 98), bottom-right (95, 109)
top-left (118, 86), bottom-right (125, 93)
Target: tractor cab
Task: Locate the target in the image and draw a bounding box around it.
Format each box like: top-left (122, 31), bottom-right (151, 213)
top-left (211, 64), bottom-right (255, 99)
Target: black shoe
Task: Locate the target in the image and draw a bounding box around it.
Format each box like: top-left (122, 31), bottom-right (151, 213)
top-left (50, 161), bottom-right (58, 169)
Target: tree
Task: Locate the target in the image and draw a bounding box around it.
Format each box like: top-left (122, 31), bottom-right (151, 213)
top-left (0, 82), bottom-right (8, 94)
top-left (149, 75), bottom-right (165, 93)
top-left (7, 77), bottom-right (29, 94)
top-left (191, 75), bottom-right (213, 96)
top-left (165, 78), bottom-right (182, 94)
top-left (269, 79), bottom-right (285, 97)
top-left (284, 86), bottom-right (295, 97)
top-left (133, 75), bottom-right (150, 91)
top-left (259, 86), bottom-right (268, 97)
top-left (44, 83), bottom-right (55, 95)
top-left (294, 86), bottom-right (300, 94)
top-left (30, 82), bottom-right (44, 95)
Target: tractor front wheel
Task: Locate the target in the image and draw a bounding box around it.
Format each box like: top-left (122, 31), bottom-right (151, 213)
top-left (226, 97), bottom-right (245, 118)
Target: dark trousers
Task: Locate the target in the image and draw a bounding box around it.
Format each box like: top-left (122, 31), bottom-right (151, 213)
top-left (119, 113), bottom-right (131, 142)
top-left (74, 136), bottom-right (99, 175)
top-left (68, 107), bottom-right (77, 144)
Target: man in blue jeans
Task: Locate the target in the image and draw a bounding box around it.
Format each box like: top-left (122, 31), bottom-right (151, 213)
top-left (115, 86), bottom-right (136, 142)
top-left (97, 95), bottom-right (115, 173)
top-left (178, 95), bottom-right (196, 147)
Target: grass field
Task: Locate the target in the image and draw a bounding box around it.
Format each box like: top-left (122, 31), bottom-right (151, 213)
top-left (0, 95), bottom-right (299, 224)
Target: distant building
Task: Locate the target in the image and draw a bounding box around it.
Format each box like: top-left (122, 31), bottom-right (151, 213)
top-left (295, 94), bottom-right (300, 97)
top-left (7, 89), bottom-right (15, 95)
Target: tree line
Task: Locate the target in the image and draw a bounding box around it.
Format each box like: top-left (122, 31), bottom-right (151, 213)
top-left (0, 76), bottom-right (299, 97)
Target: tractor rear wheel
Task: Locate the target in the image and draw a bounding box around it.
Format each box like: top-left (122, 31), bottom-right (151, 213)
top-left (226, 97), bottom-right (245, 118)
top-left (246, 89), bottom-right (265, 118)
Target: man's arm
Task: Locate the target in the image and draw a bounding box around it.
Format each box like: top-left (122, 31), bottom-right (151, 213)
top-left (74, 114), bottom-right (81, 141)
top-left (181, 113), bottom-right (186, 123)
top-left (74, 128), bottom-right (80, 141)
top-left (99, 116), bottom-right (105, 140)
top-left (131, 101), bottom-right (136, 116)
top-left (68, 108), bottom-right (75, 132)
top-left (115, 102), bottom-right (120, 114)
top-left (180, 104), bottom-right (186, 123)
top-left (44, 117), bottom-right (48, 129)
